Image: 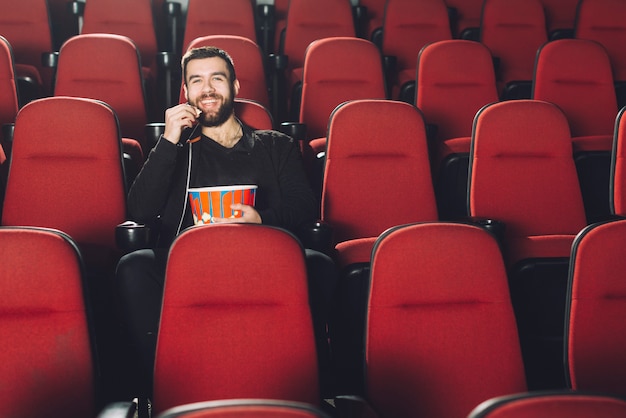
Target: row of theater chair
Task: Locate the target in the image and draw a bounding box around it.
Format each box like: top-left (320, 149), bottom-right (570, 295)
top-left (3, 0), bottom-right (617, 121)
top-left (3, 94), bottom-right (626, 415)
top-left (5, 216), bottom-right (626, 418)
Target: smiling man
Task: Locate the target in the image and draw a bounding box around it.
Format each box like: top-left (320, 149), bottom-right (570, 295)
top-left (115, 46), bottom-right (337, 399)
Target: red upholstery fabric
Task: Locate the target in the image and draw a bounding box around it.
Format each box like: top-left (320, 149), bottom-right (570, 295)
top-left (565, 219), bottom-right (626, 396)
top-left (322, 99), bottom-right (437, 267)
top-left (81, 0), bottom-right (159, 89)
top-left (416, 39), bottom-right (498, 164)
top-left (272, 0), bottom-right (290, 53)
top-left (180, 35), bottom-right (270, 109)
top-left (182, 0), bottom-right (258, 55)
top-left (575, 0), bottom-right (626, 81)
top-left (2, 97), bottom-right (127, 263)
top-left (0, 227), bottom-right (96, 418)
top-left (541, 0), bottom-right (578, 35)
top-left (157, 399), bottom-right (331, 418)
top-left (54, 34), bottom-right (148, 153)
top-left (533, 39), bottom-right (617, 152)
top-left (233, 99), bottom-right (274, 131)
top-left (611, 107), bottom-right (626, 216)
top-left (366, 222), bottom-right (526, 418)
top-left (153, 224), bottom-right (319, 415)
top-left (381, 0), bottom-right (452, 100)
top-left (444, 0), bottom-right (484, 37)
top-left (468, 100), bottom-right (586, 267)
top-left (480, 0), bottom-right (548, 97)
top-left (0, 36), bottom-right (19, 142)
top-left (470, 391), bottom-right (626, 418)
top-left (0, 0), bottom-right (54, 96)
top-left (281, 0), bottom-right (356, 107)
top-left (299, 37), bottom-right (386, 165)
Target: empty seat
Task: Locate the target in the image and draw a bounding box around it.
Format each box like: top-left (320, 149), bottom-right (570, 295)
top-left (319, 99), bottom-right (438, 394)
top-left (152, 224), bottom-right (320, 415)
top-left (0, 0), bottom-right (55, 102)
top-left (480, 0), bottom-right (548, 100)
top-left (565, 219), bottom-right (626, 397)
top-left (181, 0), bottom-right (258, 56)
top-left (415, 39), bottom-right (499, 219)
top-left (53, 33), bottom-right (149, 183)
top-left (574, 0), bottom-right (626, 107)
top-left (156, 399), bottom-right (332, 418)
top-left (533, 38), bottom-right (619, 223)
top-left (275, 0), bottom-right (357, 122)
top-left (469, 390), bottom-right (626, 418)
top-left (335, 222), bottom-right (526, 418)
top-left (0, 226), bottom-right (98, 417)
top-left (468, 99), bottom-right (587, 390)
top-left (80, 0), bottom-right (166, 117)
top-left (381, 0), bottom-right (452, 102)
top-left (286, 37), bottom-right (386, 190)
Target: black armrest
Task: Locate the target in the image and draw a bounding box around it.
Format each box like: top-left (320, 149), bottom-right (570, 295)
top-left (41, 51), bottom-right (59, 68)
top-left (334, 395), bottom-right (380, 418)
top-left (2, 123), bottom-right (14, 152)
top-left (115, 221), bottom-right (153, 253)
top-left (279, 121), bottom-right (307, 142)
top-left (297, 220), bottom-right (333, 256)
top-left (97, 401), bottom-right (137, 418)
top-left (383, 54), bottom-right (397, 95)
top-left (465, 217), bottom-right (506, 249)
top-left (145, 122), bottom-right (165, 151)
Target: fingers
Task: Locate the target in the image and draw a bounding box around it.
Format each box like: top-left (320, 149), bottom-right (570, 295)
top-left (163, 104), bottom-right (201, 144)
top-left (211, 204), bottom-right (261, 224)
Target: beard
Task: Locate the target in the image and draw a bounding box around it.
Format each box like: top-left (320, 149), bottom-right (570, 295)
top-left (197, 92), bottom-right (235, 128)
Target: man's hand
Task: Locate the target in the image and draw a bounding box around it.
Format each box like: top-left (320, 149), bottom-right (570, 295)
top-left (211, 204), bottom-right (262, 224)
top-left (163, 103), bottom-right (202, 144)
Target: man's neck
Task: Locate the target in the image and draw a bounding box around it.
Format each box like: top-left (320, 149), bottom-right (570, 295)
top-left (201, 117), bottom-right (242, 148)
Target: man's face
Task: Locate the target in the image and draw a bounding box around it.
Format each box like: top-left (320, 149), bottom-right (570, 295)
top-left (184, 57), bottom-right (240, 127)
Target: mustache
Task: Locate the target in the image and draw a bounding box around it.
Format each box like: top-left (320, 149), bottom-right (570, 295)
top-left (199, 93), bottom-right (222, 100)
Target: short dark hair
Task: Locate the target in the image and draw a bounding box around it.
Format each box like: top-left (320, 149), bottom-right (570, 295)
top-left (181, 46), bottom-right (237, 85)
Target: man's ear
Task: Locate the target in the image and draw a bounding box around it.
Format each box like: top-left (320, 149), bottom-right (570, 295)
top-left (183, 83), bottom-right (189, 102)
top-left (233, 79), bottom-right (240, 97)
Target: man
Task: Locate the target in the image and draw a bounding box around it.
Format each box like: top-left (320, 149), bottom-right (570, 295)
top-left (115, 46), bottom-right (336, 398)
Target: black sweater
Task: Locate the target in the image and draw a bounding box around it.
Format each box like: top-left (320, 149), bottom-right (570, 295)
top-left (127, 122), bottom-right (318, 248)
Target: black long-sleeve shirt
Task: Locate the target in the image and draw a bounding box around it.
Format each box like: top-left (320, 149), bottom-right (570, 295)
top-left (127, 122), bottom-right (318, 248)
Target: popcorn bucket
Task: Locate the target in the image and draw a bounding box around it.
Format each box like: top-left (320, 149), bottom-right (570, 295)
top-left (188, 185), bottom-right (257, 224)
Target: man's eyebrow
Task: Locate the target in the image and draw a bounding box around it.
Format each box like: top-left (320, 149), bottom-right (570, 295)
top-left (188, 71), bottom-right (228, 80)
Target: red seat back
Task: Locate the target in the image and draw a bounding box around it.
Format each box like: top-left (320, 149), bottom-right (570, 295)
top-left (480, 0), bottom-right (548, 98)
top-left (565, 219), bottom-right (626, 396)
top-left (182, 0), bottom-right (257, 54)
top-left (153, 224), bottom-right (319, 415)
top-left (0, 226), bottom-right (96, 418)
top-left (366, 222), bottom-right (526, 418)
top-left (157, 399), bottom-right (332, 418)
top-left (382, 0), bottom-right (452, 100)
top-left (533, 38), bottom-right (618, 146)
top-left (470, 391), bottom-right (626, 418)
top-left (575, 0), bottom-right (626, 81)
top-left (2, 96), bottom-right (127, 258)
top-left (54, 34), bottom-right (149, 151)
